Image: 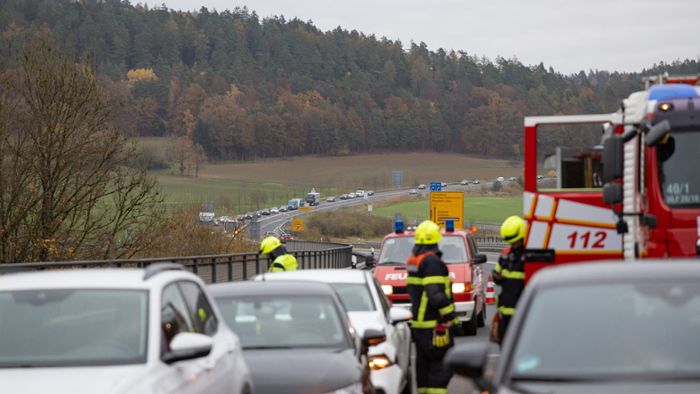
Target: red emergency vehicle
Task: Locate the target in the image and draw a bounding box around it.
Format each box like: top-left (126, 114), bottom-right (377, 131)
top-left (523, 75), bottom-right (700, 279)
top-left (373, 220), bottom-right (488, 335)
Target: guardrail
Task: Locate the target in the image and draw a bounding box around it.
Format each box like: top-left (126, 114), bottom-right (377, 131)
top-left (0, 241), bottom-right (353, 284)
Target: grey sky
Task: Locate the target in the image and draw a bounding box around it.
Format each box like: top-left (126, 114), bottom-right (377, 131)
top-left (158, 0), bottom-right (699, 74)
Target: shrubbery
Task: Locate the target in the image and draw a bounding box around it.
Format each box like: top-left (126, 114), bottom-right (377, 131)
top-left (305, 211), bottom-right (392, 240)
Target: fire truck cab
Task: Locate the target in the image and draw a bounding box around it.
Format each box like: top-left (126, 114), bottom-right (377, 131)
top-left (523, 74), bottom-right (700, 279)
top-left (373, 220), bottom-right (488, 335)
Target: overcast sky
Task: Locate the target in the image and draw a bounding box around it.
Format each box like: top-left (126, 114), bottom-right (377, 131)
top-left (158, 0), bottom-right (699, 74)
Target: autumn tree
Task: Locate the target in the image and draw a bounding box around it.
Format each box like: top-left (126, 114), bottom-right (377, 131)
top-left (0, 40), bottom-right (163, 263)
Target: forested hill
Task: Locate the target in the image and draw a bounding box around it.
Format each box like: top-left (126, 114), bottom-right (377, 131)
top-left (1, 1), bottom-right (698, 160)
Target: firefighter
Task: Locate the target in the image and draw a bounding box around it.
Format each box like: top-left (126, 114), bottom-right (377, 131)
top-left (259, 236), bottom-right (298, 272)
top-left (407, 220), bottom-right (459, 394)
top-left (493, 215), bottom-right (526, 343)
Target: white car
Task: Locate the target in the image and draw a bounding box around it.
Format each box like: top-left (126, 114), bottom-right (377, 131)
top-left (0, 264), bottom-right (253, 394)
top-left (254, 269), bottom-right (413, 394)
top-left (270, 207), bottom-right (279, 214)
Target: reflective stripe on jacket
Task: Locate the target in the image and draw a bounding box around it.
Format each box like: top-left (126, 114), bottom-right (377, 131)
top-left (493, 246), bottom-right (524, 316)
top-left (269, 253), bottom-right (298, 273)
top-left (407, 252), bottom-right (458, 329)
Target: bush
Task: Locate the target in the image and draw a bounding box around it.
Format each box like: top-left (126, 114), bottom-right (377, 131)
top-left (305, 211), bottom-right (392, 240)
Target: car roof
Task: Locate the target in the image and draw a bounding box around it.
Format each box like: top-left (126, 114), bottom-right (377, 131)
top-left (207, 279), bottom-right (337, 298)
top-left (252, 269), bottom-right (368, 284)
top-left (0, 269), bottom-right (154, 290)
top-left (530, 260), bottom-right (700, 288)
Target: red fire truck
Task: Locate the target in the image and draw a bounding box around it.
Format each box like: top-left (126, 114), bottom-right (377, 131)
top-left (523, 74), bottom-right (700, 279)
top-left (373, 220), bottom-right (488, 335)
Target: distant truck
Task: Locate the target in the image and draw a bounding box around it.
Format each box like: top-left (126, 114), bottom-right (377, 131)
top-left (287, 198), bottom-right (301, 210)
top-left (306, 191), bottom-right (321, 206)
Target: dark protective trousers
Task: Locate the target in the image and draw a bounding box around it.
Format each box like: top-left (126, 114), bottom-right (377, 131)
top-left (498, 314), bottom-right (512, 344)
top-left (412, 328), bottom-right (453, 392)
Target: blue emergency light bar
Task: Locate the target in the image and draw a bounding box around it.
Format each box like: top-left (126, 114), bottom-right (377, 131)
top-left (648, 84), bottom-right (698, 101)
top-left (394, 219), bottom-right (404, 233)
top-left (445, 219), bottom-right (454, 232)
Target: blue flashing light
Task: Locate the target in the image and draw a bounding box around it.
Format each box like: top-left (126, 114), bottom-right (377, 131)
top-left (445, 219), bottom-right (455, 232)
top-left (648, 84), bottom-right (698, 101)
top-left (394, 219), bottom-right (404, 233)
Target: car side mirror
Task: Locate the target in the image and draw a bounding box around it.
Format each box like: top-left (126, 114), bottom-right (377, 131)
top-left (646, 120), bottom-right (671, 147)
top-left (602, 183), bottom-right (623, 205)
top-left (389, 306), bottom-right (412, 325)
top-left (472, 254), bottom-right (487, 265)
top-left (162, 332), bottom-right (213, 364)
top-left (361, 328), bottom-right (386, 354)
top-left (445, 342), bottom-right (499, 392)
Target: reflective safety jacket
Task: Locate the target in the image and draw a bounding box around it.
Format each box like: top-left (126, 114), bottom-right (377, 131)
top-left (406, 251), bottom-right (458, 330)
top-left (269, 253), bottom-right (298, 273)
top-left (493, 246), bottom-right (525, 316)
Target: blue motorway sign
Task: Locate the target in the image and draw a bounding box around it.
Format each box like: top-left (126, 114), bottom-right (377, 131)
top-left (430, 182), bottom-right (442, 191)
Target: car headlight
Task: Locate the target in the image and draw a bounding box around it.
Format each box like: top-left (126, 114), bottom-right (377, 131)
top-left (452, 282), bottom-right (467, 293)
top-left (368, 354), bottom-right (393, 370)
top-left (325, 382), bottom-right (363, 394)
top-left (381, 285), bottom-right (393, 295)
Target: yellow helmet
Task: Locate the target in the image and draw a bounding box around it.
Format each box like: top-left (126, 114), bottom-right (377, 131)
top-left (260, 236), bottom-right (282, 255)
top-left (414, 220), bottom-right (442, 245)
top-left (501, 216), bottom-right (526, 244)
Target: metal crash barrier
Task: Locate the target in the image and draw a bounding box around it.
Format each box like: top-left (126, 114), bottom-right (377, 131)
top-left (0, 240), bottom-right (353, 284)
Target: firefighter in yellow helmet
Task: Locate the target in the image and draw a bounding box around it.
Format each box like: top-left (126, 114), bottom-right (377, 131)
top-left (493, 215), bottom-right (526, 343)
top-left (259, 236), bottom-right (298, 273)
top-left (407, 220), bottom-right (458, 394)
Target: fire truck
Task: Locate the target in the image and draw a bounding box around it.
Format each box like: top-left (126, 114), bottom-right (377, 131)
top-left (373, 220), bottom-right (488, 335)
top-left (523, 74), bottom-right (700, 278)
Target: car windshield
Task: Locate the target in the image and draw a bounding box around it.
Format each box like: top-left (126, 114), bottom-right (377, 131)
top-left (0, 289), bottom-right (148, 367)
top-left (215, 295), bottom-right (350, 350)
top-left (378, 235), bottom-right (468, 264)
top-left (658, 131), bottom-right (700, 207)
top-left (330, 283), bottom-right (376, 312)
top-left (510, 280), bottom-right (700, 380)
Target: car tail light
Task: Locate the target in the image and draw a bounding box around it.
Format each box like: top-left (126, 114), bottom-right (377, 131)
top-left (452, 282), bottom-right (471, 293)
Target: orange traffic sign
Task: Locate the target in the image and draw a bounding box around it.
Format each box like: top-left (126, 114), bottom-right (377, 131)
top-left (429, 191), bottom-right (464, 229)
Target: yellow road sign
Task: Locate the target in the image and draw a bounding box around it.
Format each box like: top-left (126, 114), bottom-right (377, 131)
top-left (291, 219), bottom-right (304, 232)
top-left (429, 191), bottom-right (464, 229)
top-left (298, 205), bottom-right (310, 211)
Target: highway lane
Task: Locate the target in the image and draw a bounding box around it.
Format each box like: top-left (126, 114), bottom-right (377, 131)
top-left (254, 181), bottom-right (493, 238)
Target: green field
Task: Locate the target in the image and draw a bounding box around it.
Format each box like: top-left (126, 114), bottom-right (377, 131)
top-left (138, 137), bottom-right (522, 214)
top-left (373, 196), bottom-right (522, 225)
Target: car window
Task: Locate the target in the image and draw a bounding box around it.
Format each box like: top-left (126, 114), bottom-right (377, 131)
top-left (0, 289), bottom-right (147, 367)
top-left (214, 295), bottom-right (349, 350)
top-left (178, 281), bottom-right (218, 336)
top-left (510, 280), bottom-right (700, 379)
top-left (372, 277), bottom-right (391, 317)
top-left (330, 283), bottom-right (376, 312)
top-left (467, 237), bottom-right (478, 256)
top-left (161, 283), bottom-right (194, 352)
top-left (379, 235), bottom-right (468, 264)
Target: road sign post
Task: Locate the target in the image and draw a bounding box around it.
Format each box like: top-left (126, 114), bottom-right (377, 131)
top-left (429, 191), bottom-right (464, 229)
